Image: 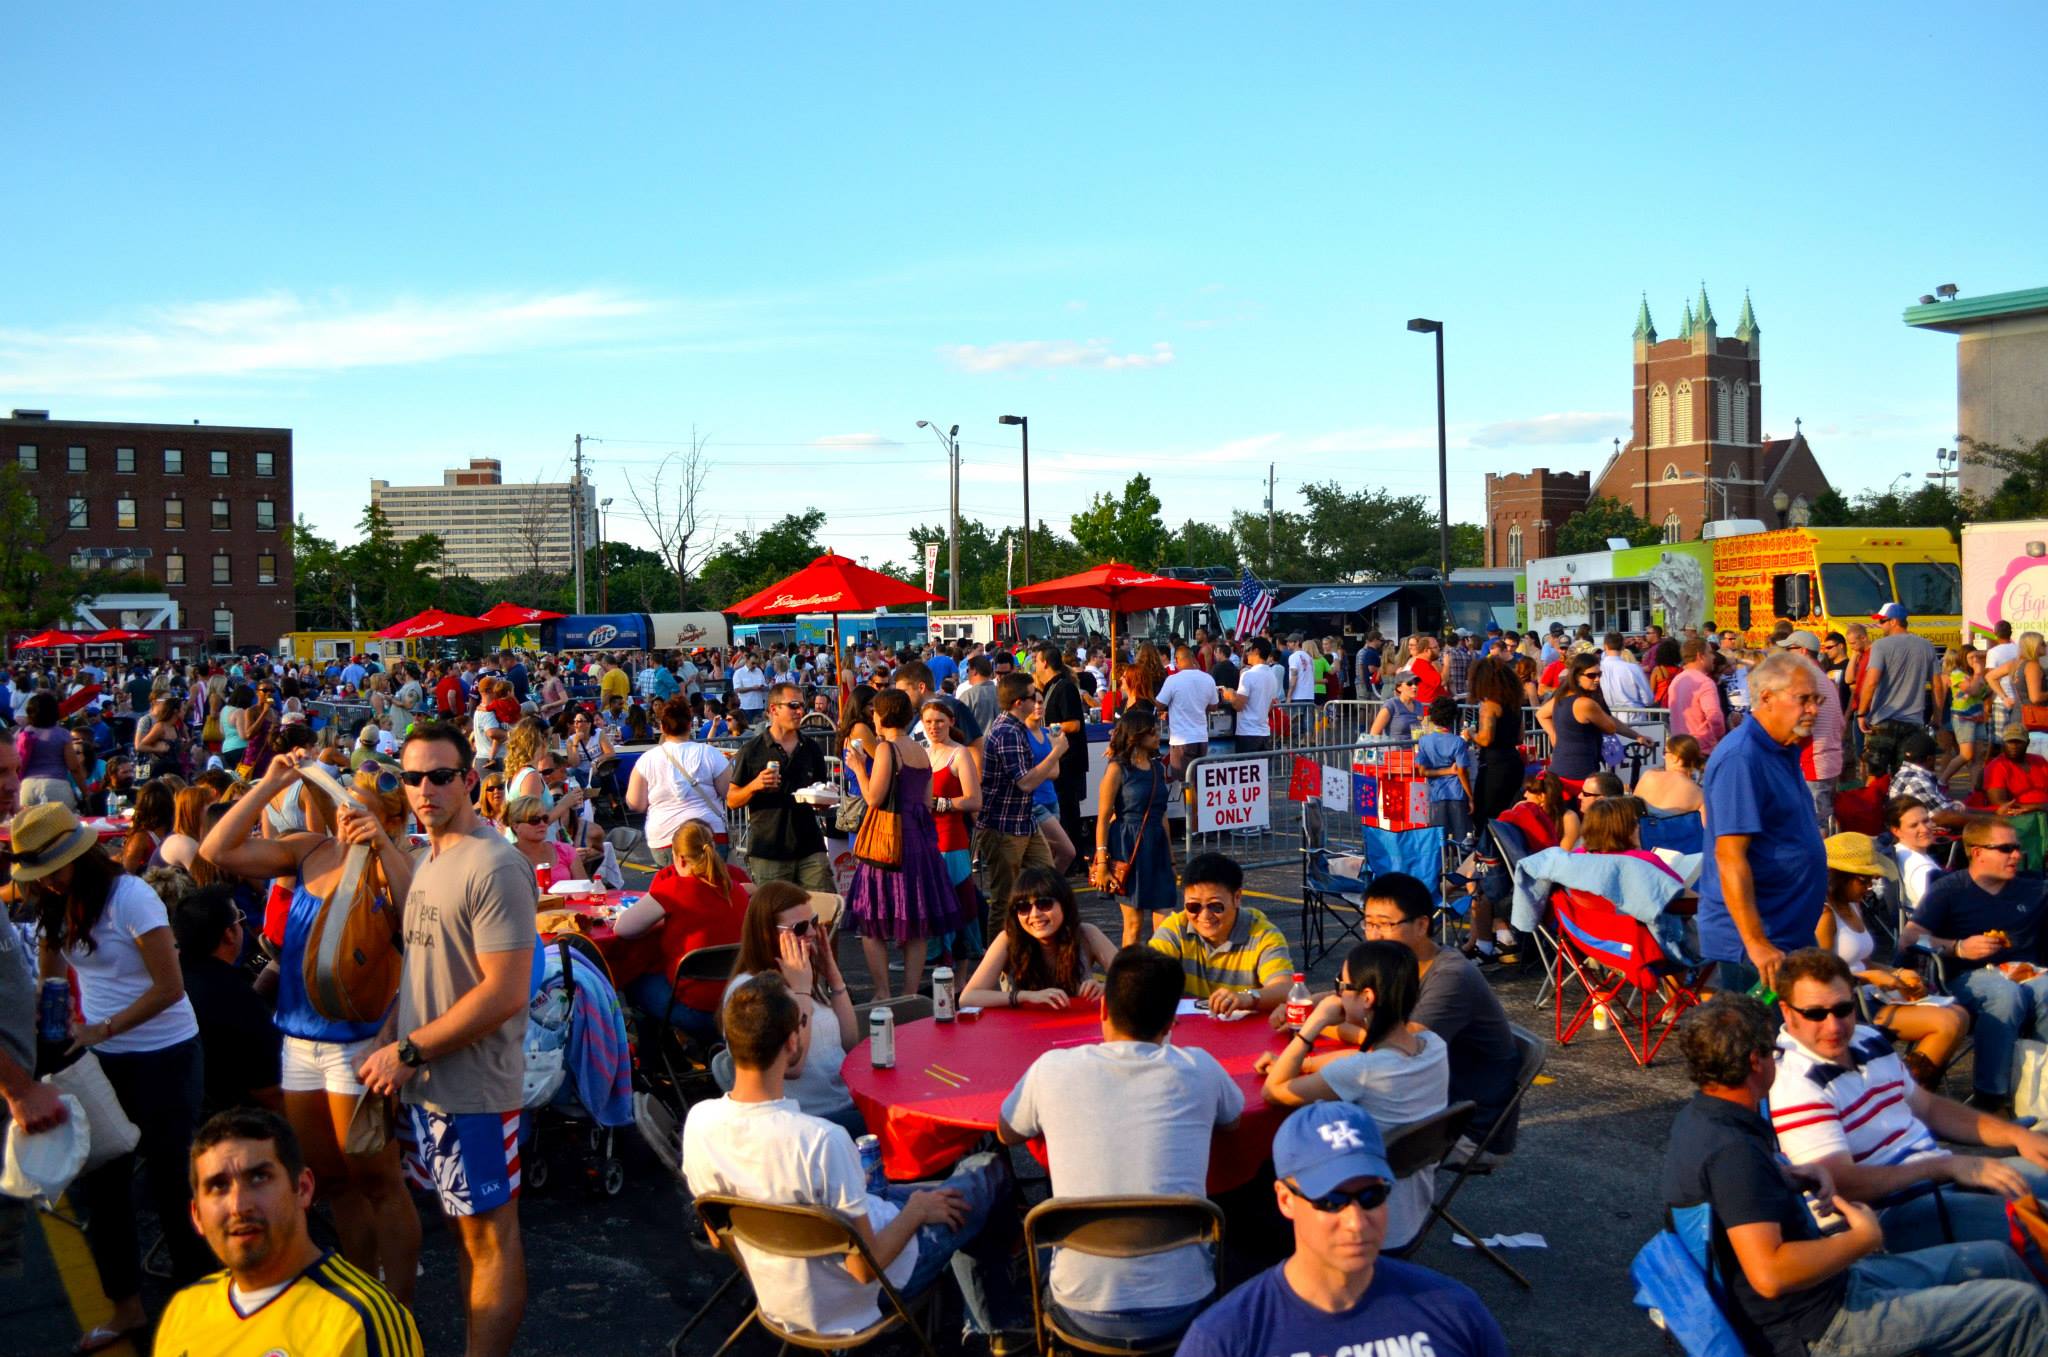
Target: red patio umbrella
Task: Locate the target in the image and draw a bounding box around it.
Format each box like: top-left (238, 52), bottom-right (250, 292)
top-left (15, 630), bottom-right (90, 650)
top-left (1009, 563), bottom-right (1213, 714)
top-left (727, 552), bottom-right (942, 706)
top-left (87, 628), bottom-right (147, 643)
top-left (476, 602), bottom-right (566, 628)
top-left (374, 608), bottom-right (492, 641)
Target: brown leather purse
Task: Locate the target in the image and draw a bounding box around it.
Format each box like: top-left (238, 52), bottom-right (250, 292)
top-left (852, 764), bottom-right (902, 870)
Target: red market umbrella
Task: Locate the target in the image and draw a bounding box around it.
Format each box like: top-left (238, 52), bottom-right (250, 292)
top-left (87, 628), bottom-right (147, 643)
top-left (15, 630), bottom-right (90, 650)
top-left (1009, 563), bottom-right (1213, 716)
top-left (727, 552), bottom-right (942, 708)
top-left (476, 602), bottom-right (566, 628)
top-left (374, 608), bottom-right (492, 641)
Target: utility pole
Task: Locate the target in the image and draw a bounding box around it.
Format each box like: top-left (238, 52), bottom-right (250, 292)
top-left (949, 427), bottom-right (961, 608)
top-left (1266, 463), bottom-right (1276, 576)
top-left (572, 434), bottom-right (587, 613)
top-left (998, 415), bottom-right (1031, 585)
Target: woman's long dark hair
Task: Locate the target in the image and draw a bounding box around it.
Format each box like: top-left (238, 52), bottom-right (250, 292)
top-left (40, 845), bottom-right (125, 956)
top-left (1108, 707), bottom-right (1159, 764)
top-left (733, 880), bottom-right (817, 994)
top-left (835, 684), bottom-right (877, 744)
top-left (1468, 656), bottom-right (1521, 713)
top-left (1340, 940), bottom-right (1420, 1052)
top-left (1002, 867), bottom-right (1086, 996)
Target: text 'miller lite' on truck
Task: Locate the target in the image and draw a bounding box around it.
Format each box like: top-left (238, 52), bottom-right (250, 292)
top-left (1961, 521), bottom-right (2048, 646)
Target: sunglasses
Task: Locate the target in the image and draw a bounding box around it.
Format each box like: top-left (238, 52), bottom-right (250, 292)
top-left (1286, 1179), bottom-right (1392, 1213)
top-left (1787, 1001), bottom-right (1857, 1023)
top-left (777, 918), bottom-right (816, 938)
top-left (398, 767), bottom-right (465, 787)
top-left (368, 770), bottom-right (401, 795)
top-left (1975, 843), bottom-right (2025, 855)
top-left (774, 701), bottom-right (805, 712)
top-left (1011, 896), bottom-right (1062, 917)
top-left (1183, 899), bottom-right (1232, 918)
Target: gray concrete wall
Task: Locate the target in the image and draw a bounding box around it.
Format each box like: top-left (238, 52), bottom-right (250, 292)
top-left (1959, 313), bottom-right (2048, 498)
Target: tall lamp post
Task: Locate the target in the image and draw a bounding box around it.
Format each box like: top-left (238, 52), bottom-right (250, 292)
top-left (597, 497), bottom-right (614, 611)
top-left (998, 414), bottom-right (1030, 585)
top-left (915, 420), bottom-right (962, 608)
top-left (1406, 318), bottom-right (1450, 584)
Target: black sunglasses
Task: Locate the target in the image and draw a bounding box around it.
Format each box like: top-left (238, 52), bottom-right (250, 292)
top-left (1183, 899), bottom-right (1232, 918)
top-left (1011, 896), bottom-right (1062, 917)
top-left (1787, 1001), bottom-right (1857, 1023)
top-left (1286, 1179), bottom-right (1392, 1213)
top-left (1975, 842), bottom-right (2025, 855)
top-left (398, 767), bottom-right (465, 787)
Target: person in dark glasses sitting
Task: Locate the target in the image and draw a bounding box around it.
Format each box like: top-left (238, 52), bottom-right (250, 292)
top-left (1770, 947), bottom-right (2048, 1257)
top-left (1177, 1101), bottom-right (1508, 1357)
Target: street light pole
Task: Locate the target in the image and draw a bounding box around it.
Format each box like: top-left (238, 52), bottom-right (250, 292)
top-left (598, 497), bottom-right (613, 611)
top-left (1406, 319), bottom-right (1450, 583)
top-left (916, 421), bottom-right (962, 608)
top-left (999, 415), bottom-right (1030, 585)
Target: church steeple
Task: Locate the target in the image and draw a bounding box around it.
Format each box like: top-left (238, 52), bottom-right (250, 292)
top-left (1693, 282), bottom-right (1717, 348)
top-left (1633, 294), bottom-right (1657, 343)
top-left (1678, 300), bottom-right (1695, 341)
top-left (1735, 290), bottom-right (1760, 348)
top-left (1695, 283), bottom-right (1716, 331)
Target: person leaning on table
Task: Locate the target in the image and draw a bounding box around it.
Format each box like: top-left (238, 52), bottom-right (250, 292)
top-left (1146, 852), bottom-right (1293, 1016)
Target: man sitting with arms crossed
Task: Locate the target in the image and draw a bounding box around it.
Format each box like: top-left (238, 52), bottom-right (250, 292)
top-left (1175, 1101), bottom-right (1508, 1357)
top-left (1663, 994), bottom-right (2047, 1357)
top-left (1148, 851), bottom-right (1293, 1016)
top-left (682, 974), bottom-right (1025, 1345)
top-left (1770, 946), bottom-right (2048, 1253)
top-left (155, 1108), bottom-right (423, 1357)
top-left (998, 947), bottom-right (1242, 1346)
top-left (1902, 815), bottom-right (2048, 1113)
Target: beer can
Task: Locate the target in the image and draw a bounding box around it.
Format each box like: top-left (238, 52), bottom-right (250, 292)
top-left (855, 1134), bottom-right (884, 1192)
top-left (932, 967), bottom-right (956, 1022)
top-left (870, 1005), bottom-right (895, 1069)
top-left (39, 978), bottom-right (70, 1044)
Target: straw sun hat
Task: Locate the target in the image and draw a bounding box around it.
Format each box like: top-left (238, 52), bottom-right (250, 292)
top-left (1824, 832), bottom-right (1899, 880)
top-left (5, 804), bottom-right (98, 883)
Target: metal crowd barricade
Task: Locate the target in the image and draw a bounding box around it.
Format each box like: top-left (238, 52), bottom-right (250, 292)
top-left (1180, 737), bottom-right (1415, 871)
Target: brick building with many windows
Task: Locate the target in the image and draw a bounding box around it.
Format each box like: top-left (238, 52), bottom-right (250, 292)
top-left (4, 410), bottom-right (293, 651)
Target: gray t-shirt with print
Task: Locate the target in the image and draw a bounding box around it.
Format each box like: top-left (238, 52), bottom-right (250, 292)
top-left (0, 920), bottom-right (37, 1075)
top-left (399, 825), bottom-right (538, 1114)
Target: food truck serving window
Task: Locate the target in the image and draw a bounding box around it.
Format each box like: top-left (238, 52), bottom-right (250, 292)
top-left (1894, 562), bottom-right (1961, 616)
top-left (1818, 562), bottom-right (1895, 618)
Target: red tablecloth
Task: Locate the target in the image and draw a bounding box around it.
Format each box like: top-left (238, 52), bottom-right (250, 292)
top-left (841, 1005), bottom-right (1311, 1192)
top-left (0, 816), bottom-right (129, 844)
top-left (541, 890), bottom-right (663, 986)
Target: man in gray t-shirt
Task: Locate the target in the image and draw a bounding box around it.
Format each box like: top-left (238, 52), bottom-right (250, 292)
top-left (999, 950), bottom-right (1243, 1341)
top-left (1859, 604), bottom-right (1941, 776)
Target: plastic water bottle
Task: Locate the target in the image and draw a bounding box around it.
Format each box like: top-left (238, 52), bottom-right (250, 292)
top-left (932, 968), bottom-right (956, 1022)
top-left (869, 1006), bottom-right (895, 1069)
top-left (1285, 973), bottom-right (1313, 1032)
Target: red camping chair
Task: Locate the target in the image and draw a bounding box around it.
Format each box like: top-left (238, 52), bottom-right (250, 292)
top-left (1832, 774), bottom-right (1890, 836)
top-left (1551, 888), bottom-right (1715, 1067)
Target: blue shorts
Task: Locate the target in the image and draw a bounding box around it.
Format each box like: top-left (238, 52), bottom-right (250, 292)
top-left (406, 1106), bottom-right (521, 1217)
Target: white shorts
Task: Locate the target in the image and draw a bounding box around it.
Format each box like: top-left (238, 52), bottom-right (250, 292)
top-left (281, 1034), bottom-right (376, 1095)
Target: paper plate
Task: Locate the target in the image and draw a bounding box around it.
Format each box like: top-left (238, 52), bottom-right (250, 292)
top-left (0, 1093), bottom-right (89, 1202)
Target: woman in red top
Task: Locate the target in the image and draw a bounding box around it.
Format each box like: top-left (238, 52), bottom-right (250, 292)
top-left (1985, 724), bottom-right (2048, 809)
top-left (613, 819), bottom-right (750, 1040)
top-left (921, 696), bottom-right (984, 961)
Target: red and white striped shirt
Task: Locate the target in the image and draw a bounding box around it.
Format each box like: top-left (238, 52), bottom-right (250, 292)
top-left (1769, 1027), bottom-right (1939, 1171)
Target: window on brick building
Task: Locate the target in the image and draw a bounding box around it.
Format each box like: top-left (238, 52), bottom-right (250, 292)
top-left (1650, 385), bottom-right (1670, 447)
top-left (1674, 382), bottom-right (1694, 444)
top-left (117, 447), bottom-right (135, 474)
top-left (213, 553), bottom-right (232, 585)
top-left (116, 497), bottom-right (137, 530)
top-left (1715, 382), bottom-right (1732, 443)
top-left (258, 553), bottom-right (277, 585)
top-left (211, 449), bottom-right (229, 476)
top-left (164, 448), bottom-right (183, 474)
top-left (211, 498), bottom-right (230, 529)
top-left (16, 444), bottom-right (36, 470)
top-left (1663, 463), bottom-right (1680, 481)
top-left (1662, 512), bottom-right (1682, 545)
top-left (1507, 524), bottom-right (1524, 568)
top-left (164, 496), bottom-right (184, 529)
top-left (256, 500), bottom-right (276, 530)
top-left (212, 609), bottom-right (235, 647)
top-left (1731, 382), bottom-right (1750, 445)
top-left (68, 446), bottom-right (86, 473)
top-left (68, 496), bottom-right (88, 528)
top-left (256, 451), bottom-right (274, 477)
top-left (164, 553), bottom-right (185, 585)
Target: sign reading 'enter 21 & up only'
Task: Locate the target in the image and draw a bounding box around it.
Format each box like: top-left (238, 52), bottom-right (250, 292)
top-left (1193, 758), bottom-right (1269, 834)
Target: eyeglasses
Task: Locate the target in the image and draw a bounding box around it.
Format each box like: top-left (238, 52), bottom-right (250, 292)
top-left (777, 918), bottom-right (815, 938)
top-left (1183, 899), bottom-right (1233, 918)
top-left (1975, 842), bottom-right (2025, 855)
top-left (774, 701), bottom-right (805, 712)
top-left (1336, 980), bottom-right (1363, 995)
top-left (1285, 1179), bottom-right (1392, 1213)
top-left (1011, 896), bottom-right (1062, 917)
top-left (398, 767), bottom-right (464, 787)
top-left (1787, 1001), bottom-right (1857, 1023)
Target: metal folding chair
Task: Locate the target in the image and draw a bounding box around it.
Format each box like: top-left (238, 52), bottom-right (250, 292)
top-left (1489, 820), bottom-right (1562, 1010)
top-left (1412, 1026), bottom-right (1547, 1289)
top-left (1300, 806), bottom-right (1368, 970)
top-left (1024, 1195), bottom-right (1226, 1357)
top-left (641, 942), bottom-right (739, 1111)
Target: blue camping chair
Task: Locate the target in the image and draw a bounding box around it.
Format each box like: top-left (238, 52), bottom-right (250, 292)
top-left (1364, 825), bottom-right (1453, 942)
top-left (1638, 807), bottom-right (1704, 856)
top-left (1630, 1202), bottom-right (1749, 1357)
top-left (1300, 806), bottom-right (1369, 970)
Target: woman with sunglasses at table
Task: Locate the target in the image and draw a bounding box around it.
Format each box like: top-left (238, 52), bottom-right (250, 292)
top-left (199, 748), bottom-right (422, 1303)
top-left (959, 867), bottom-right (1116, 1010)
top-left (614, 818), bottom-right (751, 1039)
top-left (504, 793), bottom-right (581, 887)
top-left (1252, 940), bottom-right (1448, 1253)
top-left (725, 879), bottom-right (864, 1136)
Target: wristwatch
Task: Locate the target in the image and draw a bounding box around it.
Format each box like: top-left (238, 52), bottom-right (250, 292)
top-left (397, 1037), bottom-right (426, 1068)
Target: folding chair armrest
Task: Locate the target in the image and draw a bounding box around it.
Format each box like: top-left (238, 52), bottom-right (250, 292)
top-left (1897, 941), bottom-right (1956, 991)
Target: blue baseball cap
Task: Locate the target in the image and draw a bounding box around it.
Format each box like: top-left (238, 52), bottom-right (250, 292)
top-left (1872, 602), bottom-right (1909, 624)
top-left (1271, 1102), bottom-right (1393, 1198)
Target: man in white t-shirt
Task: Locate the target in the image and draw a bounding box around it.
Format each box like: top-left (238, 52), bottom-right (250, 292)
top-left (730, 655), bottom-right (769, 715)
top-left (1155, 644), bottom-right (1220, 781)
top-left (683, 975), bottom-right (1025, 1341)
top-left (1000, 947), bottom-right (1242, 1345)
top-left (1221, 639), bottom-right (1282, 751)
top-left (1284, 634), bottom-right (1316, 703)
top-left (1986, 620), bottom-right (2020, 731)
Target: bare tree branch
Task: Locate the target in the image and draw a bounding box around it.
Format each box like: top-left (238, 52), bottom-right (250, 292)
top-left (500, 472), bottom-right (557, 580)
top-left (621, 427), bottom-right (719, 606)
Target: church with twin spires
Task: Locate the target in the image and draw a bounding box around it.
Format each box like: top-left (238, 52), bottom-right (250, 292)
top-left (1484, 286), bottom-right (1832, 568)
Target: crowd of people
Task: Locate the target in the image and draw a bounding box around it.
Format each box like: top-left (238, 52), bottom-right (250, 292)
top-left (7, 600), bottom-right (2048, 1355)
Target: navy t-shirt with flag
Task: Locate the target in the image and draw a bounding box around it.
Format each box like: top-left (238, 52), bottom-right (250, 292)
top-left (1175, 1258), bottom-right (1507, 1357)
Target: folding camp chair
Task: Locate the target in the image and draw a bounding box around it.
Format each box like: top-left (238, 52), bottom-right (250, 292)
top-left (1023, 1196), bottom-right (1226, 1356)
top-left (1631, 1202), bottom-right (1752, 1356)
top-left (1637, 807), bottom-right (1703, 856)
top-left (1410, 1027), bottom-right (1547, 1289)
top-left (687, 1194), bottom-right (945, 1357)
top-left (1300, 807), bottom-right (1368, 970)
top-left (1363, 825), bottom-right (1452, 943)
top-left (1552, 888), bottom-right (1714, 1067)
top-left (638, 1095), bottom-right (753, 1355)
top-left (641, 942), bottom-right (739, 1112)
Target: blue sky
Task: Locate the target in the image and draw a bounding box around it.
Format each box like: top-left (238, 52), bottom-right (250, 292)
top-left (8, 3), bottom-right (2044, 579)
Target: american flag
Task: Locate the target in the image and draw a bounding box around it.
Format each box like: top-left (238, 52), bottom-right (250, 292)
top-left (1236, 566), bottom-right (1273, 640)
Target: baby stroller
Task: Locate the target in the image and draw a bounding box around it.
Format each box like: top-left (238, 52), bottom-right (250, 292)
top-left (523, 936), bottom-right (637, 1196)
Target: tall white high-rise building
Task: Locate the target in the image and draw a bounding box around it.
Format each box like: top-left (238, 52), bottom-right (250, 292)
top-left (371, 459), bottom-right (597, 581)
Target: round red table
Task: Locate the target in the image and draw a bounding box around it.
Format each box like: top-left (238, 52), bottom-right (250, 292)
top-left (541, 890), bottom-right (663, 986)
top-left (841, 1005), bottom-right (1313, 1193)
top-left (0, 815), bottom-right (129, 844)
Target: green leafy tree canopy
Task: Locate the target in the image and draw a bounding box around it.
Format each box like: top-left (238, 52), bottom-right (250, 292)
top-left (1555, 496), bottom-right (1662, 554)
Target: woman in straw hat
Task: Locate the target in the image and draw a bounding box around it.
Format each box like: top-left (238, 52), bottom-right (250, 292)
top-left (11, 801), bottom-right (211, 1347)
top-left (1818, 831), bottom-right (1971, 1087)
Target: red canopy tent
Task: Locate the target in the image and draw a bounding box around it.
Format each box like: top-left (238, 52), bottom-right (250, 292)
top-left (1010, 563), bottom-right (1213, 716)
top-left (374, 608), bottom-right (492, 641)
top-left (14, 630), bottom-right (90, 650)
top-left (727, 552), bottom-right (942, 705)
top-left (87, 628), bottom-right (148, 643)
top-left (476, 602), bottom-right (566, 628)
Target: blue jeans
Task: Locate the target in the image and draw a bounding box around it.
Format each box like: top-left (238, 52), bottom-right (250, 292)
top-left (625, 973), bottom-right (720, 1043)
top-left (1949, 966), bottom-right (2048, 1096)
top-left (879, 1151), bottom-right (1023, 1337)
top-left (1051, 1297), bottom-right (1208, 1344)
top-left (1810, 1241), bottom-right (2048, 1357)
top-left (1879, 1159), bottom-right (2048, 1252)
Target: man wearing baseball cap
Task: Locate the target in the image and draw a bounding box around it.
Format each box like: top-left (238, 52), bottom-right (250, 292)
top-left (1175, 1103), bottom-right (1508, 1357)
top-left (1857, 602), bottom-right (1940, 778)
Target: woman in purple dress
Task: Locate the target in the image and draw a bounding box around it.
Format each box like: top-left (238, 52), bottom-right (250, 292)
top-left (845, 687), bottom-right (961, 1000)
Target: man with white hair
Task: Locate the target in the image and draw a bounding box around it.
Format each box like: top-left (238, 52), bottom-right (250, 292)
top-left (1697, 651), bottom-right (1828, 996)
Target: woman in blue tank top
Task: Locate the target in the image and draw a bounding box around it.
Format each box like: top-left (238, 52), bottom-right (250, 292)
top-left (1538, 653), bottom-right (1655, 785)
top-left (197, 750), bottom-right (424, 1304)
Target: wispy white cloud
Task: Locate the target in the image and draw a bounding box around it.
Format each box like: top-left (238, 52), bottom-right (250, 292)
top-left (0, 288), bottom-right (658, 395)
top-left (1469, 411), bottom-right (1625, 447)
top-left (812, 432), bottom-right (903, 448)
top-left (941, 338), bottom-right (1176, 374)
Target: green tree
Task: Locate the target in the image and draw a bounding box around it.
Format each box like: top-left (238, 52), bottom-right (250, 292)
top-left (1806, 488), bottom-right (1855, 526)
top-left (1555, 496), bottom-right (1663, 554)
top-left (1068, 474), bottom-right (1168, 567)
top-left (1966, 436), bottom-right (2048, 527)
top-left (698, 509), bottom-right (828, 607)
top-left (1164, 518), bottom-right (1239, 571)
top-left (0, 464), bottom-right (104, 632)
top-left (1224, 481), bottom-right (1482, 580)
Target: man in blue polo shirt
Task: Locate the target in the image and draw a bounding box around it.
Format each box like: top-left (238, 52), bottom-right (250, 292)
top-left (1176, 1102), bottom-right (1507, 1357)
top-left (1698, 651), bottom-right (1827, 995)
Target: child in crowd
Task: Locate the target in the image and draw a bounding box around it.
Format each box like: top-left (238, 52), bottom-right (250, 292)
top-left (1415, 696), bottom-right (1475, 848)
